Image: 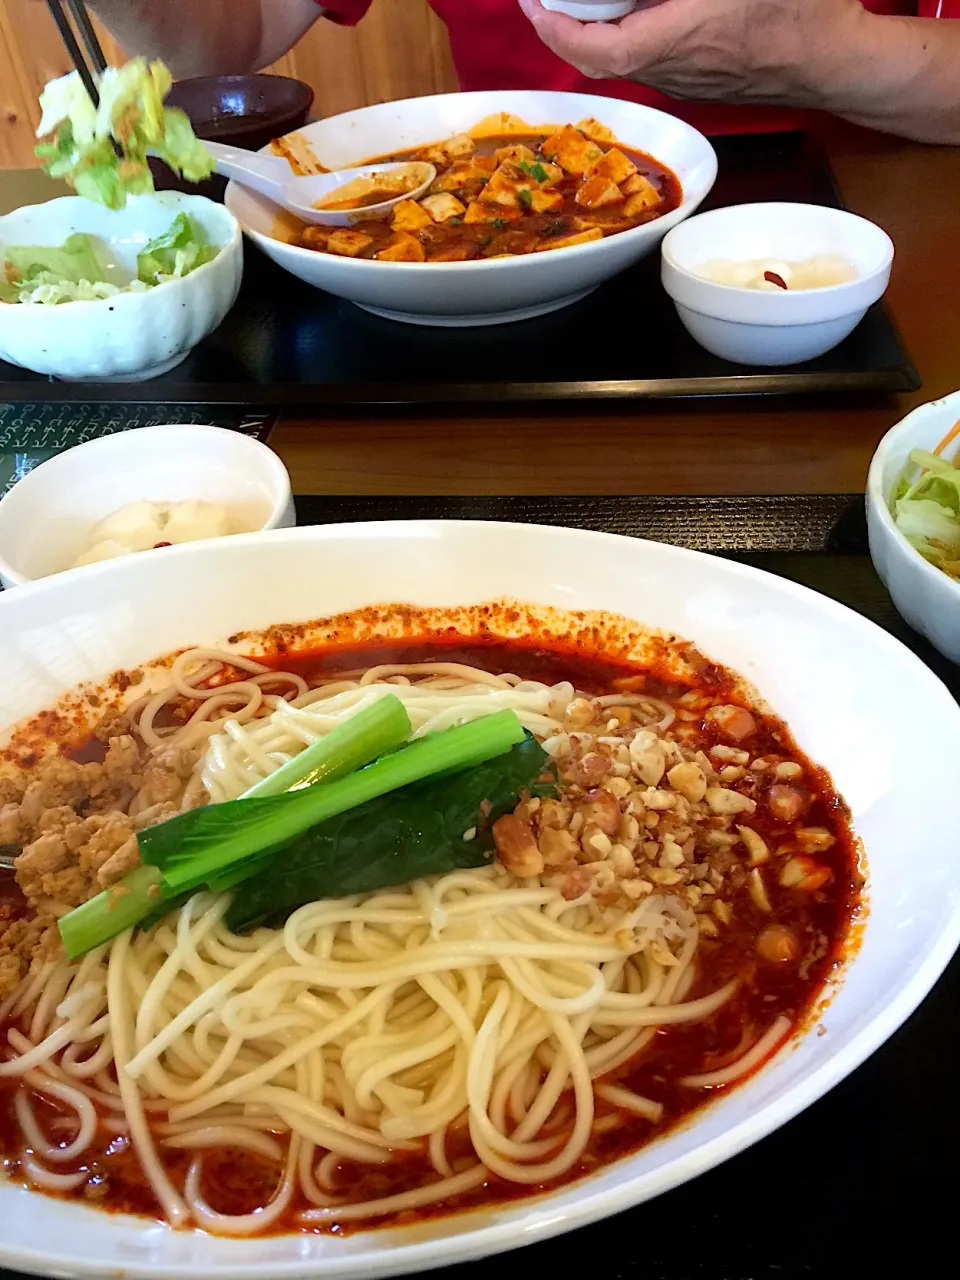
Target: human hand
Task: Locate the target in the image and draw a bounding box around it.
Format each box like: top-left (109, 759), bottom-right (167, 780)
top-left (518, 0), bottom-right (870, 109)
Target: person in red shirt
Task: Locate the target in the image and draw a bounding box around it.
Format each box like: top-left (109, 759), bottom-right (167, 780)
top-left (88, 0), bottom-right (960, 142)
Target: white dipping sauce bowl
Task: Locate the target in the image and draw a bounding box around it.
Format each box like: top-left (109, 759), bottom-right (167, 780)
top-left (661, 203), bottom-right (894, 366)
top-left (0, 192), bottom-right (242, 381)
top-left (0, 424), bottom-right (294, 588)
top-left (867, 389), bottom-right (960, 664)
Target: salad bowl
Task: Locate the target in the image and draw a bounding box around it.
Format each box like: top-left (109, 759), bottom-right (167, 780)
top-left (0, 191), bottom-right (241, 381)
top-left (867, 389), bottom-right (960, 664)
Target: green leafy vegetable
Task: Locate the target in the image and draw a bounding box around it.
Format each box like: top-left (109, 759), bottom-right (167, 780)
top-left (517, 188), bottom-right (533, 208)
top-left (34, 59), bottom-right (213, 210)
top-left (1, 215), bottom-right (219, 306)
top-left (226, 734), bottom-right (554, 933)
top-left (58, 707), bottom-right (529, 959)
top-left (4, 233), bottom-right (109, 287)
top-left (144, 710), bottom-right (526, 896)
top-left (136, 212), bottom-right (217, 285)
top-left (517, 160), bottom-right (550, 184)
top-left (0, 233), bottom-right (112, 304)
top-left (158, 106), bottom-right (218, 184)
top-left (57, 694), bottom-right (412, 958)
top-left (890, 444), bottom-right (960, 580)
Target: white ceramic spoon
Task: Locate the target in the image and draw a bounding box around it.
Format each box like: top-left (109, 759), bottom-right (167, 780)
top-left (204, 141), bottom-right (436, 226)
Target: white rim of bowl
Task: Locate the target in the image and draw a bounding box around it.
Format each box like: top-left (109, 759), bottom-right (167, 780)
top-left (660, 202), bottom-right (894, 297)
top-left (867, 396), bottom-right (960, 599)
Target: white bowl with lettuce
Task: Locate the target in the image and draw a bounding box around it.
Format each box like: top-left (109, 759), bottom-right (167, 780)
top-left (0, 192), bottom-right (241, 381)
top-left (867, 389), bottom-right (960, 663)
top-left (0, 59), bottom-right (241, 381)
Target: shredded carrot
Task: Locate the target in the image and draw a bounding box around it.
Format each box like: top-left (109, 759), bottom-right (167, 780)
top-left (932, 419), bottom-right (960, 459)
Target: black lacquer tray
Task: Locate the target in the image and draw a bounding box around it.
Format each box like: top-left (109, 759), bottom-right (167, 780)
top-left (0, 135), bottom-right (919, 408)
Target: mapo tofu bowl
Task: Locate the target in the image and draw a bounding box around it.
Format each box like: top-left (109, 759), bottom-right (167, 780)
top-left (225, 91), bottom-right (717, 326)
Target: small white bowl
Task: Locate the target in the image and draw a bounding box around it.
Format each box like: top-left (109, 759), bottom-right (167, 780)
top-left (0, 424), bottom-right (294, 587)
top-left (661, 203), bottom-right (893, 366)
top-left (867, 389), bottom-right (960, 664)
top-left (0, 192), bottom-right (242, 381)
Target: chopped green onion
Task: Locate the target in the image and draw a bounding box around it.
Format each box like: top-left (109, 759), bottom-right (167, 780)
top-left (518, 160), bottom-right (549, 184)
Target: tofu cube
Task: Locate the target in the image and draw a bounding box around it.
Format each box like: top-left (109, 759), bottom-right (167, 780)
top-left (480, 162), bottom-right (533, 209)
top-left (587, 147), bottom-right (638, 185)
top-left (375, 233), bottom-right (427, 262)
top-left (326, 229), bottom-right (375, 258)
top-left (576, 117), bottom-right (616, 143)
top-left (541, 124), bottom-right (604, 176)
top-left (444, 133), bottom-right (477, 159)
top-left (428, 161), bottom-right (493, 193)
top-left (419, 193), bottom-right (467, 223)
top-left (423, 133), bottom-right (477, 164)
top-left (429, 243), bottom-right (478, 262)
top-left (535, 227), bottom-right (605, 253)
top-left (529, 189), bottom-right (564, 214)
top-left (463, 201), bottom-right (519, 225)
top-left (391, 199), bottom-right (433, 233)
top-left (299, 226), bottom-right (331, 250)
top-left (575, 175), bottom-right (623, 209)
top-left (495, 143), bottom-right (537, 166)
top-left (623, 175), bottom-right (662, 216)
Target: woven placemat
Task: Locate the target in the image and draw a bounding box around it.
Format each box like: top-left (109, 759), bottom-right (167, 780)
top-left (0, 404), bottom-right (277, 493)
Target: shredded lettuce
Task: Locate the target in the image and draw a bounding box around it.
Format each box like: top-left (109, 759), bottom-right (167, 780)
top-left (137, 212), bottom-right (217, 285)
top-left (1, 216), bottom-right (218, 306)
top-left (35, 59), bottom-right (214, 210)
top-left (890, 446), bottom-right (960, 580)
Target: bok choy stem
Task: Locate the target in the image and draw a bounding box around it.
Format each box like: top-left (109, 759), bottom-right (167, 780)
top-left (146, 709), bottom-right (526, 896)
top-left (240, 693), bottom-right (411, 798)
top-left (57, 692), bottom-right (414, 959)
top-left (59, 865), bottom-right (163, 961)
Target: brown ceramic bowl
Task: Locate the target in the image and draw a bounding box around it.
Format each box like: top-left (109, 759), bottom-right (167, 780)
top-left (151, 74), bottom-right (315, 201)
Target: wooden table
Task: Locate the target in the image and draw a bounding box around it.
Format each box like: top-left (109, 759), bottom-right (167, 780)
top-left (3, 125), bottom-right (959, 497)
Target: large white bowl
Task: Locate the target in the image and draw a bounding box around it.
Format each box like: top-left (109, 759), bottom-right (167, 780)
top-left (0, 424), bottom-right (295, 588)
top-left (1, 520), bottom-right (959, 1280)
top-left (661, 203), bottom-right (893, 365)
top-left (225, 90), bottom-right (717, 326)
top-left (0, 193), bottom-right (242, 381)
top-left (867, 389), bottom-right (960, 663)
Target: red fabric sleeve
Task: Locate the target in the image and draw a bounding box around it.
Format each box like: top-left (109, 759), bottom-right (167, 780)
top-left (317, 1), bottom-right (375, 26)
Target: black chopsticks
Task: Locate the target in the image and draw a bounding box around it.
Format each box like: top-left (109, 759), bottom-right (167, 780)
top-left (45, 0), bottom-right (109, 107)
